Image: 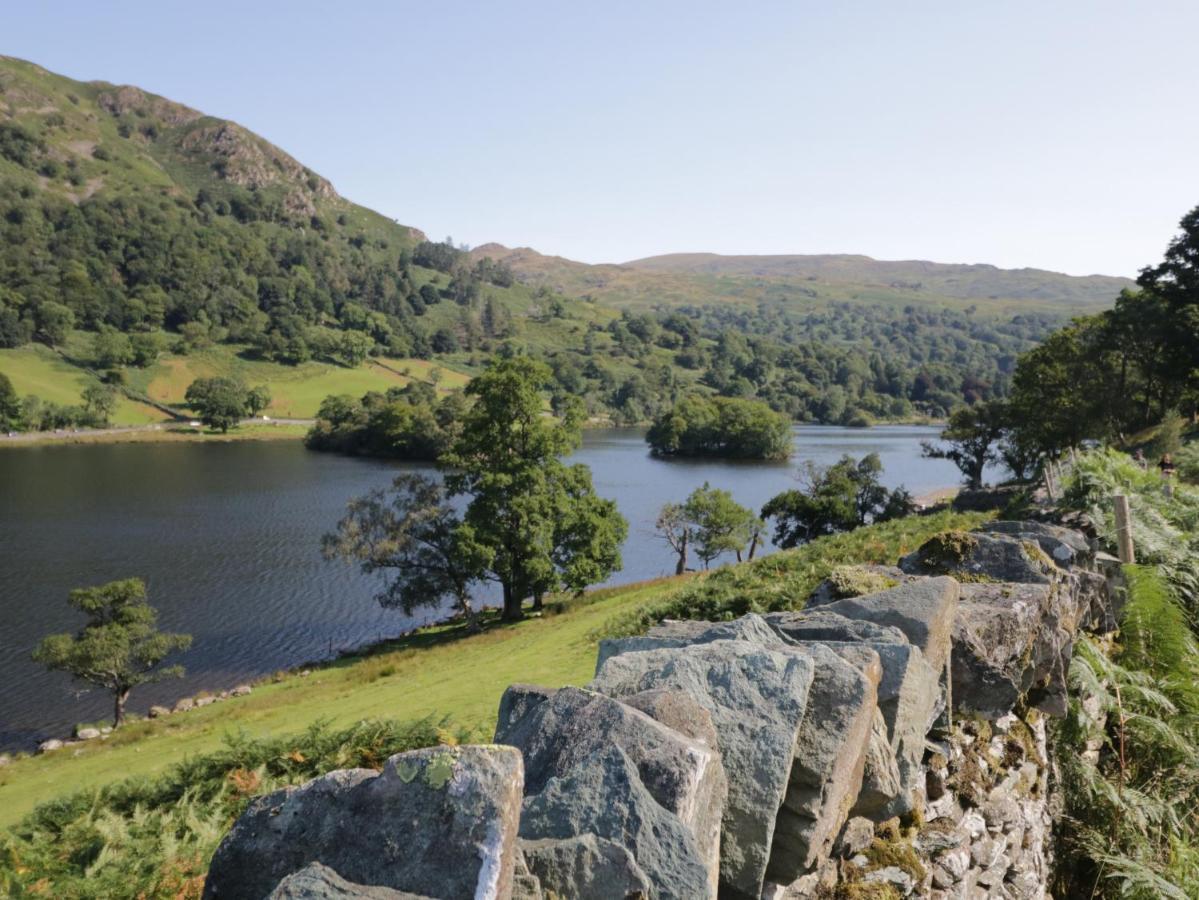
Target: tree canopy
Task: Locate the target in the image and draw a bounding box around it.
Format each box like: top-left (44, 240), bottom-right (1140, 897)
top-left (184, 377), bottom-right (271, 432)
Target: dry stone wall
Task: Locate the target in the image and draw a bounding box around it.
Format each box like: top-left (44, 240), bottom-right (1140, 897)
top-left (203, 517), bottom-right (1117, 899)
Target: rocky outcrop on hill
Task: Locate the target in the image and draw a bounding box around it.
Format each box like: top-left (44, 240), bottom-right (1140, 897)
top-left (206, 518), bottom-right (1118, 899)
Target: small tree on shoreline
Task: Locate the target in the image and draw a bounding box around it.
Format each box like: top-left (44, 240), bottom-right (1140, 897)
top-left (33, 578), bottom-right (191, 728)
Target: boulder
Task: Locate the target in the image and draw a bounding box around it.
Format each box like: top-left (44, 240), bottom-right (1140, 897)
top-left (518, 745), bottom-right (713, 899)
top-left (173, 698), bottom-right (195, 713)
top-left (592, 639), bottom-right (815, 899)
top-left (74, 727), bottom-right (102, 741)
top-left (267, 863), bottom-right (427, 899)
top-left (766, 643), bottom-right (881, 882)
top-left (0, 754), bottom-right (10, 768)
top-left (494, 685), bottom-right (725, 892)
top-left (594, 613), bottom-right (783, 674)
top-left (520, 835), bottom-right (652, 900)
top-left (203, 745), bottom-right (524, 900)
top-left (494, 683), bottom-right (557, 738)
top-left (809, 577), bottom-right (959, 677)
top-left (231, 684), bottom-right (252, 696)
top-left (37, 739), bottom-right (63, 754)
top-left (953, 582), bottom-right (1077, 717)
top-left (900, 532), bottom-right (1056, 585)
top-left (147, 705), bottom-right (171, 718)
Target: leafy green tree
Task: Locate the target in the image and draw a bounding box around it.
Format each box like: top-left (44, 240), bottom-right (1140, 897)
top-left (92, 329), bottom-right (134, 369)
top-left (32, 579), bottom-right (191, 727)
top-left (684, 482), bottom-right (763, 568)
top-left (81, 380), bottom-right (117, 426)
top-left (921, 400), bottom-right (1006, 489)
top-left (543, 463), bottom-right (628, 604)
top-left (129, 333), bottom-right (161, 367)
top-left (34, 301), bottom-right (74, 346)
top-left (185, 377), bottom-right (245, 431)
top-left (0, 372), bottom-right (20, 431)
top-left (245, 385), bottom-right (272, 417)
top-left (323, 474), bottom-right (491, 632)
top-left (762, 453), bottom-right (911, 548)
top-left (441, 357), bottom-right (626, 620)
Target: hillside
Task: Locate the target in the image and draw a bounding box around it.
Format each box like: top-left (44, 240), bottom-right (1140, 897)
top-left (0, 55), bottom-right (1118, 429)
top-left (470, 244), bottom-right (1132, 314)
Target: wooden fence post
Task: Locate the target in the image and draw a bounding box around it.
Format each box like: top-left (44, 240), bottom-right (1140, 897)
top-left (1114, 494), bottom-right (1135, 564)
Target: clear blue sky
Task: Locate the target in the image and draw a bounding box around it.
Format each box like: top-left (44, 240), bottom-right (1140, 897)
top-left (6, 1), bottom-right (1196, 276)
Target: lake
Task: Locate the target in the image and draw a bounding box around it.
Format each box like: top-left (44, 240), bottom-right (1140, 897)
top-left (0, 425), bottom-right (976, 749)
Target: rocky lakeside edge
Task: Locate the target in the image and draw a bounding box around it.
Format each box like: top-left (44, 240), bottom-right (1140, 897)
top-left (192, 513), bottom-right (1120, 899)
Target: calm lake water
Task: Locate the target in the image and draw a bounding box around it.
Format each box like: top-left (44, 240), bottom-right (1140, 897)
top-left (0, 425), bottom-right (976, 749)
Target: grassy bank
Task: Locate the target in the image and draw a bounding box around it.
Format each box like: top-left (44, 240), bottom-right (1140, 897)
top-left (0, 508), bottom-right (985, 848)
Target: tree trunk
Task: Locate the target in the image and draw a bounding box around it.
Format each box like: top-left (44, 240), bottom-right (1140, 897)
top-left (113, 689), bottom-right (130, 729)
top-left (532, 592), bottom-right (544, 612)
top-left (459, 595), bottom-right (481, 633)
top-left (501, 582), bottom-right (523, 621)
top-left (748, 533), bottom-right (760, 560)
top-left (674, 537), bottom-right (687, 575)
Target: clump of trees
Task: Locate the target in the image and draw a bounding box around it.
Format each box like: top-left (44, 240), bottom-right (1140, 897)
top-left (184, 377), bottom-right (270, 432)
top-left (325, 357), bottom-right (628, 622)
top-left (657, 483), bottom-right (764, 573)
top-left (647, 395), bottom-right (792, 460)
top-left (32, 578), bottom-right (192, 728)
top-left (761, 453), bottom-right (913, 547)
top-left (999, 203), bottom-right (1199, 459)
top-left (305, 381), bottom-right (467, 460)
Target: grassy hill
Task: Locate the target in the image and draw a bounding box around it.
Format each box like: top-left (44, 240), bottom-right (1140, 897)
top-left (470, 243), bottom-right (1133, 315)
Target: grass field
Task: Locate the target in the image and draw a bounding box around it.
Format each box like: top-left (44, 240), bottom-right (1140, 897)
top-left (0, 345), bottom-right (167, 426)
top-left (0, 337), bottom-right (474, 427)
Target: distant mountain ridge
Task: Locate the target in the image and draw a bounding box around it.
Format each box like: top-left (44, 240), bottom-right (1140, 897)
top-left (470, 244), bottom-right (1133, 312)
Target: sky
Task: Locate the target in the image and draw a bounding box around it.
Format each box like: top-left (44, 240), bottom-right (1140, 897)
top-left (4, 1), bottom-right (1197, 277)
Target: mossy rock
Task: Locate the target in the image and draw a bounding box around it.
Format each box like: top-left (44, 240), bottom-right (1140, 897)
top-left (916, 531), bottom-right (979, 570)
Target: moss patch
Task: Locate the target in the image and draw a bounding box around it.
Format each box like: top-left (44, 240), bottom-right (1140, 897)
top-left (917, 531), bottom-right (979, 572)
top-left (826, 565), bottom-right (899, 600)
top-left (863, 837), bottom-right (928, 884)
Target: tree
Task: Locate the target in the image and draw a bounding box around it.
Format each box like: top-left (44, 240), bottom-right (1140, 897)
top-left (685, 482), bottom-right (763, 568)
top-left (323, 474), bottom-right (490, 632)
top-left (245, 385), bottom-right (272, 417)
top-left (32, 579), bottom-right (191, 728)
top-left (762, 453), bottom-right (911, 548)
top-left (440, 357), bottom-right (626, 620)
top-left (656, 502), bottom-right (694, 575)
top-left (544, 463), bottom-right (628, 603)
top-left (0, 372), bottom-right (20, 431)
top-left (92, 329), bottom-right (134, 369)
top-left (81, 380), bottom-right (117, 426)
top-left (184, 377), bottom-right (268, 431)
top-left (656, 484), bottom-right (763, 572)
top-left (921, 400), bottom-right (1006, 489)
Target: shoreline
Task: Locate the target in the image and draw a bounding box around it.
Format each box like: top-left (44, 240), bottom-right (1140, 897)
top-left (0, 419), bottom-right (311, 448)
